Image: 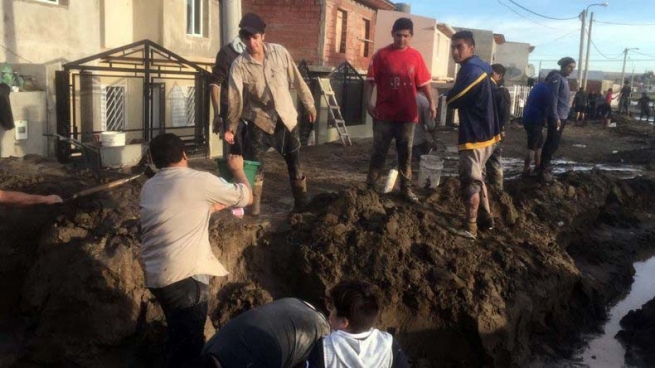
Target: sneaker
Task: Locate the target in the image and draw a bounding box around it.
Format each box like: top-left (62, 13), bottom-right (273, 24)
top-left (447, 222), bottom-right (477, 240)
top-left (402, 188), bottom-right (419, 203)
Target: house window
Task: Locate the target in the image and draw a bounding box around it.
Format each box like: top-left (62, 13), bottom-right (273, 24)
top-left (362, 19), bottom-right (371, 57)
top-left (335, 9), bottom-right (347, 54)
top-left (101, 86), bottom-right (126, 132)
top-left (186, 86), bottom-right (196, 127)
top-left (186, 0), bottom-right (203, 36)
top-left (39, 0), bottom-right (58, 3)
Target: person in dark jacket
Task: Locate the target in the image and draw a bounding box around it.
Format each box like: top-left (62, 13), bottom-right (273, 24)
top-left (485, 63), bottom-right (510, 191)
top-left (305, 280), bottom-right (410, 368)
top-left (587, 91), bottom-right (597, 119)
top-left (446, 31), bottom-right (501, 239)
top-left (573, 87), bottom-right (587, 122)
top-left (521, 82), bottom-right (550, 177)
top-left (201, 298), bottom-right (330, 368)
top-left (618, 80), bottom-right (632, 115)
top-left (638, 92), bottom-right (651, 122)
top-left (538, 57), bottom-right (575, 183)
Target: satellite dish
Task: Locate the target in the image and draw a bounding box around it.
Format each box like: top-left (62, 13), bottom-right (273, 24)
top-left (525, 64), bottom-right (536, 78)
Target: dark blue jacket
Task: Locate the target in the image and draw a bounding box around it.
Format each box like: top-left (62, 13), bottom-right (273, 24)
top-left (546, 71), bottom-right (571, 122)
top-left (522, 82), bottom-right (550, 126)
top-left (447, 55), bottom-right (501, 150)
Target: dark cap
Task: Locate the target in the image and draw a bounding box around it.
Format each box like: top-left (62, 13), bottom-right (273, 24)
top-left (557, 56), bottom-right (575, 67)
top-left (239, 13), bottom-right (266, 35)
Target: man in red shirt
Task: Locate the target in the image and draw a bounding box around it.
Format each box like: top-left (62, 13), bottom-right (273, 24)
top-left (365, 17), bottom-right (436, 203)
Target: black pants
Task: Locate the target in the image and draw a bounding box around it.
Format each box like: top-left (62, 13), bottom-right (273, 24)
top-left (247, 120), bottom-right (303, 182)
top-left (149, 277), bottom-right (209, 368)
top-left (367, 121), bottom-right (415, 190)
top-left (540, 119), bottom-right (567, 171)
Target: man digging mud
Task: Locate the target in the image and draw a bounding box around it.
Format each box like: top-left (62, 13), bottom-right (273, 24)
top-left (140, 133), bottom-right (252, 367)
top-left (446, 31), bottom-right (501, 239)
top-left (364, 17), bottom-right (436, 203)
top-left (226, 13), bottom-right (316, 215)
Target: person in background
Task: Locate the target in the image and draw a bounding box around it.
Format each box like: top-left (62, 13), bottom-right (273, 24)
top-left (364, 17), bottom-right (436, 203)
top-left (538, 57), bottom-right (575, 184)
top-left (486, 63), bottom-right (510, 191)
top-left (605, 88), bottom-right (615, 127)
top-left (587, 91), bottom-right (597, 119)
top-left (573, 87), bottom-right (587, 123)
top-left (305, 280), bottom-right (410, 368)
top-left (521, 81), bottom-right (550, 177)
top-left (638, 92), bottom-right (651, 122)
top-left (446, 30), bottom-right (500, 239)
top-left (201, 298), bottom-right (330, 368)
top-left (618, 80), bottom-right (632, 115)
top-left (140, 133), bottom-right (252, 367)
top-left (411, 90), bottom-right (437, 161)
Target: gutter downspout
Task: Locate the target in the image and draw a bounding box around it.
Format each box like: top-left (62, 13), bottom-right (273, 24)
top-left (317, 0), bottom-right (327, 66)
top-left (221, 0), bottom-right (242, 46)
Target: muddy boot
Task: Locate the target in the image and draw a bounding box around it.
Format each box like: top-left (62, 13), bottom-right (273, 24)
top-left (291, 177), bottom-right (308, 211)
top-left (248, 179), bottom-right (264, 216)
top-left (401, 187), bottom-right (419, 203)
top-left (538, 169), bottom-right (554, 184)
top-left (478, 211), bottom-right (495, 231)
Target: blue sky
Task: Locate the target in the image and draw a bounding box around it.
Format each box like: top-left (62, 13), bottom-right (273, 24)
top-left (401, 0), bottom-right (655, 74)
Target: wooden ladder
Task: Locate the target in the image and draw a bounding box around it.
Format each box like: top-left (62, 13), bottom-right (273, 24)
top-left (317, 79), bottom-right (352, 146)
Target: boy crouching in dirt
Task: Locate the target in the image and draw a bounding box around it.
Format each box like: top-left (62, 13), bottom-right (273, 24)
top-left (305, 280), bottom-right (410, 368)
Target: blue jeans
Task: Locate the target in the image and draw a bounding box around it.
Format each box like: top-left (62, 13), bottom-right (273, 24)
top-left (149, 277), bottom-right (209, 368)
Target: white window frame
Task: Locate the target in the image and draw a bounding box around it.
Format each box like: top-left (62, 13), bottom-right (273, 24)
top-left (187, 0), bottom-right (203, 36)
top-left (38, 0), bottom-right (58, 3)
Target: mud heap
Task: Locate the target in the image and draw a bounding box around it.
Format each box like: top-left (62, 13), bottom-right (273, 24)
top-left (617, 296), bottom-right (655, 367)
top-left (1, 157), bottom-right (655, 367)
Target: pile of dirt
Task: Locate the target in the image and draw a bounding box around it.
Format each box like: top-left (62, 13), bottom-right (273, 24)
top-left (2, 153), bottom-right (655, 367)
top-left (617, 296), bottom-right (655, 367)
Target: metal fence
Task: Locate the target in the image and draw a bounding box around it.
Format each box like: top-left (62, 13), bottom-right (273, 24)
top-left (508, 85), bottom-right (532, 118)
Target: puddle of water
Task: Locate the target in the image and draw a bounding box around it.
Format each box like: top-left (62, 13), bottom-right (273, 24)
top-left (578, 256), bottom-right (655, 367)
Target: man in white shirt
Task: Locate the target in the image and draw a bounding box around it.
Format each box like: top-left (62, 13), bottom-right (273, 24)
top-left (140, 133), bottom-right (252, 367)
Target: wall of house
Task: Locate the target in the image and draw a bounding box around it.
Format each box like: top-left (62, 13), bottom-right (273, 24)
top-left (495, 41), bottom-right (532, 82)
top-left (374, 10), bottom-right (442, 78)
top-left (160, 0), bottom-right (220, 62)
top-left (241, 0), bottom-right (323, 64)
top-left (0, 92), bottom-right (48, 158)
top-left (323, 0), bottom-right (377, 71)
top-left (0, 0), bottom-right (102, 64)
top-left (133, 0), bottom-right (163, 44)
top-left (103, 0), bottom-right (134, 48)
top-left (454, 27), bottom-right (495, 64)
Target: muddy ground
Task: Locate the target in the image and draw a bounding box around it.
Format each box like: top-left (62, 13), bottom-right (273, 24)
top-left (1, 116), bottom-right (654, 367)
top-left (617, 296), bottom-right (655, 367)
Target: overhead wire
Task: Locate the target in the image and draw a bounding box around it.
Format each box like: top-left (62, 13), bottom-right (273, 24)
top-left (506, 0), bottom-right (579, 20)
top-left (534, 28), bottom-right (580, 46)
top-left (496, 0), bottom-right (558, 29)
top-left (594, 20), bottom-right (655, 26)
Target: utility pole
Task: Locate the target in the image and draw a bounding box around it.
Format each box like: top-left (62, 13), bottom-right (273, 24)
top-left (578, 10), bottom-right (587, 88)
top-left (582, 12), bottom-right (594, 90)
top-left (621, 47), bottom-right (639, 86)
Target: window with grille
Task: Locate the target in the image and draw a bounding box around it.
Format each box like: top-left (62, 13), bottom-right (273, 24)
top-left (101, 86), bottom-right (126, 132)
top-left (187, 0), bottom-right (203, 36)
top-left (335, 10), bottom-right (348, 54)
top-left (186, 86), bottom-right (196, 127)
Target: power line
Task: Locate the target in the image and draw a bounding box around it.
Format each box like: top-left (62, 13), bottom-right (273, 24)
top-left (0, 43), bottom-right (33, 64)
top-left (534, 28), bottom-right (580, 46)
top-left (587, 31), bottom-right (623, 60)
top-left (594, 20), bottom-right (655, 26)
top-left (507, 0), bottom-right (579, 20)
top-left (632, 50), bottom-right (655, 58)
top-left (496, 0), bottom-right (558, 29)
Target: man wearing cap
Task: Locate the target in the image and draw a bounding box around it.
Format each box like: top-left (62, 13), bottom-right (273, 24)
top-left (539, 57), bottom-right (575, 183)
top-left (365, 17), bottom-right (436, 203)
top-left (226, 13), bottom-right (316, 215)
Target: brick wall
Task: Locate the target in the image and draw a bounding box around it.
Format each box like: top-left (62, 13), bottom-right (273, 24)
top-left (242, 0), bottom-right (323, 64)
top-left (324, 0), bottom-right (377, 70)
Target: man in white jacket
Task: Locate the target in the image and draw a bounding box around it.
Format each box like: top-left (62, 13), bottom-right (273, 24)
top-left (305, 280), bottom-right (410, 368)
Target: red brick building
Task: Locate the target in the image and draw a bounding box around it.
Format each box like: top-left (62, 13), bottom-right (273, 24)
top-left (242, 0), bottom-right (396, 70)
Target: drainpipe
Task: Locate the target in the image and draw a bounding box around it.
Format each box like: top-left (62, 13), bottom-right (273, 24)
top-left (221, 0), bottom-right (242, 46)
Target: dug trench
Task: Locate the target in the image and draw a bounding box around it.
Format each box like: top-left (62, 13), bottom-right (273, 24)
top-left (1, 155), bottom-right (655, 367)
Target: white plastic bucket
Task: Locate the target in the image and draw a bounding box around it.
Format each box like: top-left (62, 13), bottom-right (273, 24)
top-left (418, 154), bottom-right (443, 189)
top-left (101, 132), bottom-right (126, 147)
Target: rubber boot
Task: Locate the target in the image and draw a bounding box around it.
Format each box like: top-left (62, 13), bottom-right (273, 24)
top-left (291, 177), bottom-right (308, 211)
top-left (248, 179), bottom-right (263, 216)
